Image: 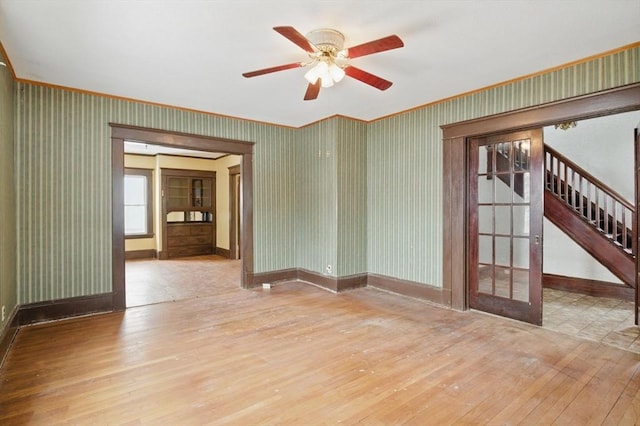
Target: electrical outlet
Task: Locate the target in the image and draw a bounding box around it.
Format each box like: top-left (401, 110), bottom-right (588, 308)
top-left (326, 264), bottom-right (332, 274)
top-left (1, 305), bottom-right (5, 322)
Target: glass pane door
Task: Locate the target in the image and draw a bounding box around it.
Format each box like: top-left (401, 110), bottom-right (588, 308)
top-left (469, 129), bottom-right (543, 325)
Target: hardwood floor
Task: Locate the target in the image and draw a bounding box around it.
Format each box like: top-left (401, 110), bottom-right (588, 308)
top-left (126, 255), bottom-right (240, 307)
top-left (2, 276), bottom-right (640, 424)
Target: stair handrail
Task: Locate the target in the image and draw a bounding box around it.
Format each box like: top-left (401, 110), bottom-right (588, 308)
top-left (545, 144), bottom-right (634, 255)
top-left (544, 144), bottom-right (634, 212)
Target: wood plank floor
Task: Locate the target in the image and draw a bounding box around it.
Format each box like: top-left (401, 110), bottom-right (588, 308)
top-left (2, 283), bottom-right (640, 424)
top-left (125, 255), bottom-right (240, 307)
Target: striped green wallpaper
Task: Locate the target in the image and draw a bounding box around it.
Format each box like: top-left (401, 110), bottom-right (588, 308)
top-left (367, 46), bottom-right (640, 287)
top-left (0, 52), bottom-right (17, 327)
top-left (336, 118), bottom-right (367, 277)
top-left (295, 117), bottom-right (367, 277)
top-left (15, 86), bottom-right (297, 304)
top-left (295, 119), bottom-right (338, 275)
top-left (12, 45), bottom-right (640, 304)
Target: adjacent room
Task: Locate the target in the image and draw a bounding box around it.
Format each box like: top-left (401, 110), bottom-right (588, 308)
top-left (1, 1), bottom-right (639, 424)
top-left (122, 142), bottom-right (242, 307)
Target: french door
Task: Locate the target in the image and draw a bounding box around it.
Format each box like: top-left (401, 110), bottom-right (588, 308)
top-left (468, 129), bottom-right (544, 325)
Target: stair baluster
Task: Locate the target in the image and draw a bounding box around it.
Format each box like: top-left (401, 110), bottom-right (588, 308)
top-left (544, 145), bottom-right (634, 256)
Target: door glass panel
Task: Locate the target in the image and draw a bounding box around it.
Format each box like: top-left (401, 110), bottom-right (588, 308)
top-left (478, 146), bottom-right (490, 174)
top-left (478, 206), bottom-right (493, 234)
top-left (478, 264), bottom-right (493, 294)
top-left (478, 235), bottom-right (493, 264)
top-left (478, 177), bottom-right (493, 204)
top-left (494, 206), bottom-right (511, 235)
top-left (512, 269), bottom-right (529, 302)
top-left (513, 206), bottom-right (530, 236)
top-left (513, 237), bottom-right (529, 269)
top-left (494, 266), bottom-right (510, 298)
top-left (495, 236), bottom-right (510, 267)
top-left (514, 140), bottom-right (530, 171)
top-left (516, 172), bottom-right (531, 203)
top-left (495, 142), bottom-right (511, 173)
top-left (495, 175), bottom-right (512, 203)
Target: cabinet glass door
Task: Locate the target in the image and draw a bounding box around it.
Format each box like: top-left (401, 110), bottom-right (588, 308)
top-left (167, 177), bottom-right (189, 209)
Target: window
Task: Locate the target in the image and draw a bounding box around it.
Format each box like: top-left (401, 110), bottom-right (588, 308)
top-left (124, 168), bottom-right (153, 238)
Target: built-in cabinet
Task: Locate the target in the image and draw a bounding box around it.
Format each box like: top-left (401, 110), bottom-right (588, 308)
top-left (162, 168), bottom-right (216, 259)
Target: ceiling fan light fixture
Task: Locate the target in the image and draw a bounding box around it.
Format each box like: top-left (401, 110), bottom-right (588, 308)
top-left (304, 61), bottom-right (328, 84)
top-left (328, 62), bottom-right (345, 83)
top-left (304, 60), bottom-right (345, 87)
top-left (243, 26), bottom-right (404, 100)
top-left (320, 76), bottom-right (334, 88)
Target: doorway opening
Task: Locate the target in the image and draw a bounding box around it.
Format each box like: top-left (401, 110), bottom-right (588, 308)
top-left (442, 84), bottom-right (640, 332)
top-left (111, 124), bottom-right (254, 311)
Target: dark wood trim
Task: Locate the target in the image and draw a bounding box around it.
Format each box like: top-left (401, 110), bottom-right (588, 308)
top-left (229, 165), bottom-right (240, 260)
top-left (15, 294), bottom-right (114, 327)
top-left (368, 274), bottom-right (451, 307)
top-left (635, 126), bottom-right (640, 324)
top-left (124, 234), bottom-right (155, 240)
top-left (441, 84), bottom-right (640, 315)
top-left (248, 269), bottom-right (298, 288)
top-left (248, 269), bottom-right (368, 293)
top-left (545, 191), bottom-right (635, 286)
top-left (297, 269), bottom-right (335, 291)
top-left (111, 125), bottom-right (254, 155)
top-left (160, 168), bottom-right (217, 177)
top-left (125, 249), bottom-right (157, 260)
top-left (215, 247), bottom-right (231, 258)
top-left (125, 152), bottom-right (227, 161)
top-left (337, 274), bottom-right (369, 292)
top-left (297, 269), bottom-right (367, 293)
top-left (543, 273), bottom-right (634, 301)
top-left (240, 153), bottom-right (254, 289)
top-left (443, 135), bottom-right (467, 310)
top-left (111, 124), bottom-right (255, 305)
top-left (0, 306), bottom-right (19, 368)
top-left (442, 84), bottom-right (640, 139)
top-left (112, 136), bottom-right (126, 311)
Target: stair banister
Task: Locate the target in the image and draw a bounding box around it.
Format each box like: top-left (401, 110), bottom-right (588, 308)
top-left (545, 144), bottom-right (634, 254)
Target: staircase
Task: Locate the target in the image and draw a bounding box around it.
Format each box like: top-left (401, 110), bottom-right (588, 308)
top-left (492, 143), bottom-right (635, 287)
top-left (544, 145), bottom-right (635, 286)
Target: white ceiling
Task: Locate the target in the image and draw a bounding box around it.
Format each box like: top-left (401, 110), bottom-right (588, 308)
top-left (0, 1), bottom-right (638, 128)
top-left (123, 141), bottom-right (225, 159)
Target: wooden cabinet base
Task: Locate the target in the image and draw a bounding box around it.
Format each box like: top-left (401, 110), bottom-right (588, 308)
top-left (166, 223), bottom-right (214, 259)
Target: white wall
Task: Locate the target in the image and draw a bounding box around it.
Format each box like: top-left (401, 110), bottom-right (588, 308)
top-left (542, 110), bottom-right (640, 282)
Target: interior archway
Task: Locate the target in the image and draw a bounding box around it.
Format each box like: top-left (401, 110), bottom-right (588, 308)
top-left (110, 124), bottom-right (254, 311)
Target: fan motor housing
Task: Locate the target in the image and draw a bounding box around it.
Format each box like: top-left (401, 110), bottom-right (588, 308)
top-left (305, 28), bottom-right (345, 53)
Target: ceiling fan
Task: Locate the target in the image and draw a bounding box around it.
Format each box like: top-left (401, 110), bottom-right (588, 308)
top-left (242, 26), bottom-right (404, 100)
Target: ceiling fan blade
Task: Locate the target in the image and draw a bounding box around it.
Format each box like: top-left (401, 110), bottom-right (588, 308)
top-left (242, 62), bottom-right (303, 78)
top-left (273, 26), bottom-right (316, 53)
top-left (345, 35), bottom-right (404, 59)
top-left (304, 81), bottom-right (321, 101)
top-left (344, 66), bottom-right (393, 91)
